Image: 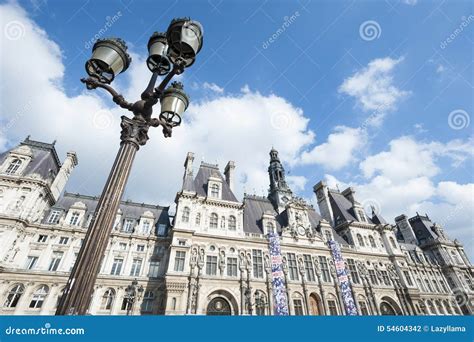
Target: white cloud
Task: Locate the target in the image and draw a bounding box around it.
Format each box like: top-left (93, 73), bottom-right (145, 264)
top-left (0, 2), bottom-right (315, 206)
top-left (287, 175), bottom-right (308, 192)
top-left (202, 82), bottom-right (224, 93)
top-left (339, 57), bottom-right (410, 126)
top-left (299, 126), bottom-right (367, 170)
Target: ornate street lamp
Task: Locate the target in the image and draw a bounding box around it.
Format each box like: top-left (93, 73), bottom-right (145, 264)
top-left (56, 17), bottom-right (203, 315)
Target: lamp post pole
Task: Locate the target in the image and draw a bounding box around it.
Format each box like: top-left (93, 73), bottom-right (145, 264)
top-left (56, 18), bottom-right (203, 315)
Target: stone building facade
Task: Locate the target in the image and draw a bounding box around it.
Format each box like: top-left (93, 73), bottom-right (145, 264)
top-left (0, 137), bottom-right (472, 315)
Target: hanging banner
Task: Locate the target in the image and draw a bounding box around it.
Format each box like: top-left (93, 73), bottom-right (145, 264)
top-left (328, 239), bottom-right (358, 316)
top-left (268, 231), bottom-right (289, 316)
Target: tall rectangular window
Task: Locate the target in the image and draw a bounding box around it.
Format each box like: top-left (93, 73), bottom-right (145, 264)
top-left (122, 219), bottom-right (134, 233)
top-left (381, 270), bottom-right (391, 286)
top-left (328, 300), bottom-right (338, 315)
top-left (48, 210), bottom-right (61, 224)
top-left (293, 299), bottom-right (304, 315)
top-left (346, 259), bottom-right (359, 284)
top-left (157, 224), bottom-right (167, 236)
top-left (174, 251), bottom-right (186, 272)
top-left (252, 250), bottom-right (263, 278)
top-left (37, 235), bottom-right (47, 243)
top-left (148, 260), bottom-right (161, 278)
top-left (58, 237), bottom-right (69, 245)
top-left (287, 253), bottom-right (299, 281)
top-left (25, 256), bottom-right (38, 270)
top-left (70, 253), bottom-right (78, 271)
top-left (48, 251), bottom-right (63, 271)
top-left (319, 256), bottom-right (330, 283)
top-left (111, 258), bottom-right (124, 275)
top-left (227, 257), bottom-right (238, 277)
top-left (130, 258), bottom-right (142, 277)
top-left (206, 256), bottom-right (217, 275)
top-left (368, 269), bottom-right (378, 285)
top-left (303, 254), bottom-right (315, 282)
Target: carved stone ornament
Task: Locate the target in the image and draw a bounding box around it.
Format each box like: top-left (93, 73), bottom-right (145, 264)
top-left (120, 116), bottom-right (150, 147)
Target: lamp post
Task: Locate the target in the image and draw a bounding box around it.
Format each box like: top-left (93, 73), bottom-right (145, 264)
top-left (56, 18), bottom-right (203, 315)
top-left (125, 279), bottom-right (144, 316)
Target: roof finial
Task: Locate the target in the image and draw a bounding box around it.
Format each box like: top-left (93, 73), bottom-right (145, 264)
top-left (52, 139), bottom-right (56, 146)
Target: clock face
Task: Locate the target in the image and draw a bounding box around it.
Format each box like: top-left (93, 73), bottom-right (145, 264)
top-left (297, 225), bottom-right (306, 236)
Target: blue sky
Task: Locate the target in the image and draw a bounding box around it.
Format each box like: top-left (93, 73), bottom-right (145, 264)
top-left (0, 0), bottom-right (473, 255)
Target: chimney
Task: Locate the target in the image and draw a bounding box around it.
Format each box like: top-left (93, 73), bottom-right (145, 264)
top-left (341, 187), bottom-right (356, 204)
top-left (51, 151), bottom-right (78, 201)
top-left (313, 181), bottom-right (334, 225)
top-left (182, 152), bottom-right (195, 189)
top-left (395, 214), bottom-right (418, 245)
top-left (224, 161), bottom-right (235, 192)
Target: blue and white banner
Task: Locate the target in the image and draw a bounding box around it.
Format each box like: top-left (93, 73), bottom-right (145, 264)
top-left (329, 239), bottom-right (358, 316)
top-left (268, 231), bottom-right (289, 316)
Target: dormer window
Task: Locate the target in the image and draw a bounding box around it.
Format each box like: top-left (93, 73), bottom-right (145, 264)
top-left (48, 210), bottom-right (61, 224)
top-left (6, 159), bottom-right (22, 174)
top-left (157, 224), bottom-right (167, 236)
top-left (123, 219), bottom-right (134, 233)
top-left (265, 222), bottom-right (275, 234)
top-left (182, 207), bottom-right (190, 223)
top-left (69, 212), bottom-right (80, 226)
top-left (142, 220), bottom-right (151, 234)
top-left (210, 184), bottom-right (219, 198)
top-left (324, 230), bottom-right (332, 242)
top-left (358, 210), bottom-right (367, 222)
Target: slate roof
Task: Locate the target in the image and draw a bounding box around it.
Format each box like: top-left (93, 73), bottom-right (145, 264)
top-left (328, 190), bottom-right (374, 225)
top-left (371, 211), bottom-right (387, 225)
top-left (0, 137), bottom-right (61, 181)
top-left (243, 195), bottom-right (281, 234)
top-left (43, 192), bottom-right (170, 229)
top-left (408, 214), bottom-right (438, 242)
top-left (186, 161), bottom-right (239, 202)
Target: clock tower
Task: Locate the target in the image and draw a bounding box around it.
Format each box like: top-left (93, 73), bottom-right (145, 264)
top-left (267, 148), bottom-right (293, 212)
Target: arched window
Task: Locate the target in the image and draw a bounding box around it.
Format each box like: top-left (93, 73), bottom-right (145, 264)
top-left (141, 291), bottom-right (155, 313)
top-left (228, 216), bottom-right (236, 230)
top-left (389, 237), bottom-right (397, 249)
top-left (142, 220), bottom-right (151, 234)
top-left (427, 300), bottom-right (435, 314)
top-left (210, 184), bottom-right (219, 198)
top-left (357, 234), bottom-right (365, 247)
top-left (266, 222), bottom-right (274, 234)
top-left (195, 213), bottom-right (201, 226)
top-left (4, 284), bottom-right (24, 308)
top-left (255, 291), bottom-right (266, 316)
top-left (210, 213), bottom-right (218, 228)
top-left (101, 288), bottom-right (115, 311)
top-left (29, 285), bottom-right (49, 309)
top-left (69, 212), bottom-right (80, 226)
top-left (182, 207), bottom-right (190, 223)
top-left (220, 216), bottom-right (226, 228)
top-left (6, 159), bottom-right (22, 174)
top-left (369, 236), bottom-right (376, 248)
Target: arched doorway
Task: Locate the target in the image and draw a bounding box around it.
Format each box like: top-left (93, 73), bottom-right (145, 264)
top-left (207, 297), bottom-right (231, 315)
top-left (309, 293), bottom-right (321, 315)
top-left (380, 302), bottom-right (396, 315)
